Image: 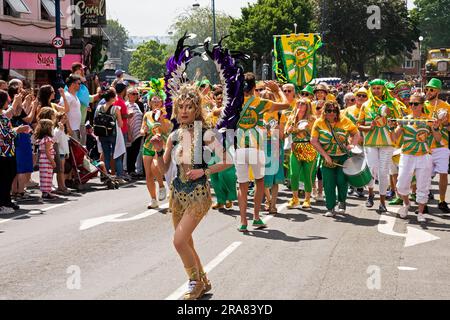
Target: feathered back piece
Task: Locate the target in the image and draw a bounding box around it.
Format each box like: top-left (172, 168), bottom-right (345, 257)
top-left (203, 36), bottom-right (249, 131)
top-left (164, 32), bottom-right (201, 121)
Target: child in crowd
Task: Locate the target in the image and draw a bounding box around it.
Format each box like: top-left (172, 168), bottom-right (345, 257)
top-left (35, 119), bottom-right (57, 200)
top-left (53, 112), bottom-right (71, 195)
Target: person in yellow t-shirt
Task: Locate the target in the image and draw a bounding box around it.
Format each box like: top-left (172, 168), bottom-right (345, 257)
top-left (391, 93), bottom-right (442, 223)
top-left (235, 73), bottom-right (290, 232)
top-left (424, 78), bottom-right (450, 213)
top-left (311, 100), bottom-right (361, 217)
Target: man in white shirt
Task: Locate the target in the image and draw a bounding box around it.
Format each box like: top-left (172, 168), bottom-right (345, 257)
top-left (60, 75), bottom-right (82, 141)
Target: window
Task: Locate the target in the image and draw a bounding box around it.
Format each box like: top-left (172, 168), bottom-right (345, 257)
top-left (403, 59), bottom-right (414, 69)
top-left (41, 0), bottom-right (64, 21)
top-left (3, 0), bottom-right (31, 17)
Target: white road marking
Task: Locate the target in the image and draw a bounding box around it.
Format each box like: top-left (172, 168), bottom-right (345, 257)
top-left (79, 203), bottom-right (170, 231)
top-left (165, 241), bottom-right (242, 300)
top-left (377, 207), bottom-right (440, 247)
top-left (0, 203), bottom-right (69, 225)
top-left (398, 266), bottom-right (417, 271)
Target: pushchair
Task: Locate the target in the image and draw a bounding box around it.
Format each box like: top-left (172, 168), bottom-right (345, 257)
top-left (65, 137), bottom-right (119, 190)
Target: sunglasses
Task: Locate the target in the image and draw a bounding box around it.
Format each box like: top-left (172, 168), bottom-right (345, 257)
top-left (325, 109), bottom-right (339, 114)
top-left (348, 98), bottom-right (356, 102)
top-left (425, 88), bottom-right (435, 93)
top-left (301, 92), bottom-right (311, 97)
top-left (399, 93), bottom-right (411, 99)
top-left (356, 94), bottom-right (367, 98)
top-left (255, 88), bottom-right (264, 92)
top-left (283, 90), bottom-right (293, 93)
top-left (409, 102), bottom-right (422, 107)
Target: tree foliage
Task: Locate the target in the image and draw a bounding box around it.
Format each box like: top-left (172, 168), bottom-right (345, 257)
top-left (228, 0), bottom-right (316, 65)
top-left (104, 19), bottom-right (130, 69)
top-left (320, 0), bottom-right (418, 79)
top-left (128, 41), bottom-right (168, 80)
top-left (168, 6), bottom-right (234, 82)
top-left (411, 0), bottom-right (450, 49)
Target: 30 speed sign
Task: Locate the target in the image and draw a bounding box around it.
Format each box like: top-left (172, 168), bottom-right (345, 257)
top-left (52, 36), bottom-right (65, 49)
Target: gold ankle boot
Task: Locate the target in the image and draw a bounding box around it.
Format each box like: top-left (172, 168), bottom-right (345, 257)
top-left (200, 272), bottom-right (212, 294)
top-left (183, 267), bottom-right (205, 300)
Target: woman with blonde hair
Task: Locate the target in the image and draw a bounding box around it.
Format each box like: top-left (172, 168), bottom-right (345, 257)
top-left (285, 98), bottom-right (317, 210)
top-left (311, 100), bottom-right (361, 217)
top-left (152, 83), bottom-right (232, 300)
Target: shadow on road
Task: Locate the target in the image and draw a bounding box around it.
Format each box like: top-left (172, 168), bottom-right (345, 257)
top-left (243, 229), bottom-right (327, 242)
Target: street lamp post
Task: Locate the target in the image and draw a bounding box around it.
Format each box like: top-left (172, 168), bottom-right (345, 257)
top-left (418, 35), bottom-right (424, 89)
top-left (193, 1), bottom-right (216, 44)
top-left (294, 23), bottom-right (297, 34)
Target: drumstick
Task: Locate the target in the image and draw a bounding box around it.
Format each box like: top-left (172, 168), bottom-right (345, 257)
top-left (332, 162), bottom-right (346, 168)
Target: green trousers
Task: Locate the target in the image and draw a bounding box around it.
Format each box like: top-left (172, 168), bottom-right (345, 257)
top-left (321, 154), bottom-right (349, 210)
top-left (210, 166), bottom-right (238, 204)
top-left (289, 153), bottom-right (317, 193)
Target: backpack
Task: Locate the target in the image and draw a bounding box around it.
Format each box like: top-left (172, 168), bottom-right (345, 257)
top-left (93, 105), bottom-right (116, 137)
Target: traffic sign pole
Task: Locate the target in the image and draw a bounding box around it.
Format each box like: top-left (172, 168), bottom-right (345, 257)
top-left (55, 0), bottom-right (63, 91)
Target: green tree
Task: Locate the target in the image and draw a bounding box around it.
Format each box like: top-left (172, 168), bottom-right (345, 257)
top-left (321, 0), bottom-right (418, 79)
top-left (168, 6), bottom-right (234, 83)
top-left (228, 0), bottom-right (316, 70)
top-left (104, 19), bottom-right (130, 69)
top-left (128, 40), bottom-right (168, 80)
top-left (411, 0), bottom-right (450, 49)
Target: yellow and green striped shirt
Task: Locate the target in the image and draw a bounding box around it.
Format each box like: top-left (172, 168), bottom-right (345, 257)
top-left (311, 117), bottom-right (358, 156)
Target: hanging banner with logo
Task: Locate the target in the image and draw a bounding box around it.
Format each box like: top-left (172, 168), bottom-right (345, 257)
top-left (273, 33), bottom-right (322, 89)
top-left (75, 0), bottom-right (107, 27)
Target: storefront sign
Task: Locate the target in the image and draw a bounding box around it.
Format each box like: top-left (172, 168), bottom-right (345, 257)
top-left (3, 51), bottom-right (82, 70)
top-left (75, 0), bottom-right (107, 27)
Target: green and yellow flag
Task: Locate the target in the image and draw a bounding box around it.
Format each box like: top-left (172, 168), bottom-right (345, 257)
top-left (273, 33), bottom-right (322, 89)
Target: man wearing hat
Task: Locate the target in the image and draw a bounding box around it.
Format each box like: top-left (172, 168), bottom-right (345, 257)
top-left (424, 78), bottom-right (450, 213)
top-left (358, 79), bottom-right (403, 212)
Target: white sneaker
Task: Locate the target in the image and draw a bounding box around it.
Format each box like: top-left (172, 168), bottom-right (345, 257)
top-left (324, 209), bottom-right (336, 217)
top-left (417, 213), bottom-right (426, 223)
top-left (148, 199), bottom-right (159, 209)
top-left (158, 187), bottom-right (167, 201)
top-left (398, 205), bottom-right (410, 219)
top-left (0, 206), bottom-right (15, 215)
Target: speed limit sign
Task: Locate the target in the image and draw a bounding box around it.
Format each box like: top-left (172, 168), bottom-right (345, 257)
top-left (52, 36), bottom-right (64, 49)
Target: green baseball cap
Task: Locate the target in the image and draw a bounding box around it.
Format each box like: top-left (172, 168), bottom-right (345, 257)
top-left (425, 78), bottom-right (442, 90)
top-left (386, 82), bottom-right (396, 90)
top-left (199, 79), bottom-right (212, 88)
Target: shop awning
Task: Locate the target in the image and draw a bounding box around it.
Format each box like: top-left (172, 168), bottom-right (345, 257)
top-left (8, 69), bottom-right (26, 80)
top-left (41, 0), bottom-right (64, 18)
top-left (5, 0), bottom-right (31, 14)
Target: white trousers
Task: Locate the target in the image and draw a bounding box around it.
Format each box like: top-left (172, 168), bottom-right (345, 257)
top-left (396, 153), bottom-right (432, 204)
top-left (234, 148), bottom-right (266, 183)
top-left (365, 146), bottom-right (394, 196)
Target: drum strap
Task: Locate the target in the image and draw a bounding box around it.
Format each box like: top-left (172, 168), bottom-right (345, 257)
top-left (326, 120), bottom-right (351, 157)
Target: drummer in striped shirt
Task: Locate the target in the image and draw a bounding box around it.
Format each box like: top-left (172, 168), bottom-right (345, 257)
top-left (390, 93), bottom-right (442, 223)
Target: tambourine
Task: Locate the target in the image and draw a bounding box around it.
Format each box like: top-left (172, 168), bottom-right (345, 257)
top-left (379, 105), bottom-right (388, 117)
top-left (437, 108), bottom-right (448, 120)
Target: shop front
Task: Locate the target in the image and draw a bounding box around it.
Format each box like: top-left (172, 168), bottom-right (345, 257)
top-left (2, 50), bottom-right (82, 88)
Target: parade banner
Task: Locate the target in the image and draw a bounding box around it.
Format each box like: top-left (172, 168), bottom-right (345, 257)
top-left (273, 33), bottom-right (322, 88)
top-left (75, 0), bottom-right (107, 27)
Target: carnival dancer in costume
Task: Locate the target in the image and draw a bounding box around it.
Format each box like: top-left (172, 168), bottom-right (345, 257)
top-left (152, 83), bottom-right (232, 300)
top-left (235, 74), bottom-right (290, 232)
top-left (424, 78), bottom-right (450, 213)
top-left (311, 101), bottom-right (361, 217)
top-left (141, 82), bottom-right (172, 209)
top-left (285, 97), bottom-right (317, 210)
top-left (391, 93), bottom-right (441, 223)
top-left (358, 79), bottom-right (402, 212)
top-left (343, 86), bottom-right (368, 198)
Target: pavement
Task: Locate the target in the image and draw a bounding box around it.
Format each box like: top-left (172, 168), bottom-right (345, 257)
top-left (1, 174), bottom-right (450, 300)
